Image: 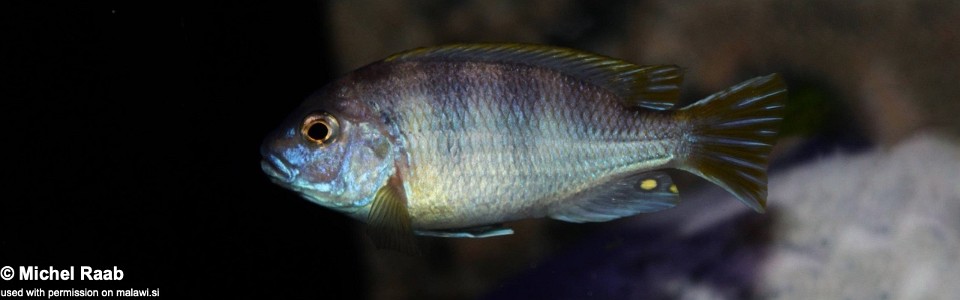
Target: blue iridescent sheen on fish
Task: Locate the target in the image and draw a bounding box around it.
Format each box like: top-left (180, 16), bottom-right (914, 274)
top-left (260, 44), bottom-right (786, 250)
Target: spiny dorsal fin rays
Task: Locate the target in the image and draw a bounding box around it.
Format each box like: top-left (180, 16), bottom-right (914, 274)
top-left (366, 179), bottom-right (420, 255)
top-left (385, 43), bottom-right (684, 110)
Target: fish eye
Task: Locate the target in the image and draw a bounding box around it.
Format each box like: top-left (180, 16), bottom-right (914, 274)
top-left (301, 112), bottom-right (340, 145)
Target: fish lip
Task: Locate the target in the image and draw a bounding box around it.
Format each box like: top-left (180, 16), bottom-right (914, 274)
top-left (261, 155), bottom-right (296, 183)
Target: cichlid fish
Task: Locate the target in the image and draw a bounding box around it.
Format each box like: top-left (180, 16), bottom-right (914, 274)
top-left (260, 44), bottom-right (786, 250)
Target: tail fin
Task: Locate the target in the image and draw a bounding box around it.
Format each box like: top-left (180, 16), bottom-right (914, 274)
top-left (678, 74), bottom-right (787, 213)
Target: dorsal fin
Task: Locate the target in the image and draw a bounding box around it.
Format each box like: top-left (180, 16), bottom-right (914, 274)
top-left (385, 44), bottom-right (683, 110)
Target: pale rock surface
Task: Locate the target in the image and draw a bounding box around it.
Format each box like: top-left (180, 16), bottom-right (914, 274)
top-left (755, 132), bottom-right (960, 299)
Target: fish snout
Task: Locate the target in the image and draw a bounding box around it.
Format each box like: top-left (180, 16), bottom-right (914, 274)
top-left (260, 131), bottom-right (300, 183)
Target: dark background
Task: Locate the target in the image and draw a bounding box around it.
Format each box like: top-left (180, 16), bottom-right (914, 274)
top-left (5, 1), bottom-right (959, 299)
top-left (3, 1), bottom-right (364, 298)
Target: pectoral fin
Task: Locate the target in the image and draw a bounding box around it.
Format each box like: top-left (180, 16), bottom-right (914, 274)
top-left (415, 224), bottom-right (514, 238)
top-left (366, 180), bottom-right (419, 254)
top-left (549, 171), bottom-right (680, 223)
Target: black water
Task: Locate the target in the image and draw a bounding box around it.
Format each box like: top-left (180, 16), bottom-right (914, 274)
top-left (3, 1), bottom-right (364, 298)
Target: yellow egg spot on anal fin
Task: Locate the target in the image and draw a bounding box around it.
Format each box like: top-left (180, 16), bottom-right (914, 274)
top-left (669, 184), bottom-right (679, 194)
top-left (640, 179), bottom-right (658, 190)
top-left (549, 171), bottom-right (679, 223)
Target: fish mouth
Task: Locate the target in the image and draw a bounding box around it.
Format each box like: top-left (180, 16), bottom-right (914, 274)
top-left (261, 154), bottom-right (296, 183)
top-left (260, 156), bottom-right (363, 213)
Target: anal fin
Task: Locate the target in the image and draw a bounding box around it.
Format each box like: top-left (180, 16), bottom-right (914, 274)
top-left (415, 224), bottom-right (514, 238)
top-left (549, 171), bottom-right (680, 223)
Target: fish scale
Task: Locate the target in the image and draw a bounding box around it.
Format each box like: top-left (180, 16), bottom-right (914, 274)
top-left (379, 62), bottom-right (678, 228)
top-left (261, 44), bottom-right (786, 248)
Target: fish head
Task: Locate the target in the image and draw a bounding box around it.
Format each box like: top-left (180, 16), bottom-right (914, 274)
top-left (260, 82), bottom-right (396, 219)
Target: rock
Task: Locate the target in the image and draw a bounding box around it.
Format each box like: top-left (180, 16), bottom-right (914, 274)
top-left (758, 132), bottom-right (960, 299)
top-left (486, 132), bottom-right (960, 299)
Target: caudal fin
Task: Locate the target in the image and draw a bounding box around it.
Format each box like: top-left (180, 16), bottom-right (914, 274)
top-left (678, 74), bottom-right (787, 212)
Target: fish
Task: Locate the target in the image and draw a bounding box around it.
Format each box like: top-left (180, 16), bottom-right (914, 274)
top-left (260, 44), bottom-right (786, 251)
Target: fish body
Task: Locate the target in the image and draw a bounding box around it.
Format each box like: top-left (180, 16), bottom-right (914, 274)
top-left (261, 44), bottom-right (786, 247)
